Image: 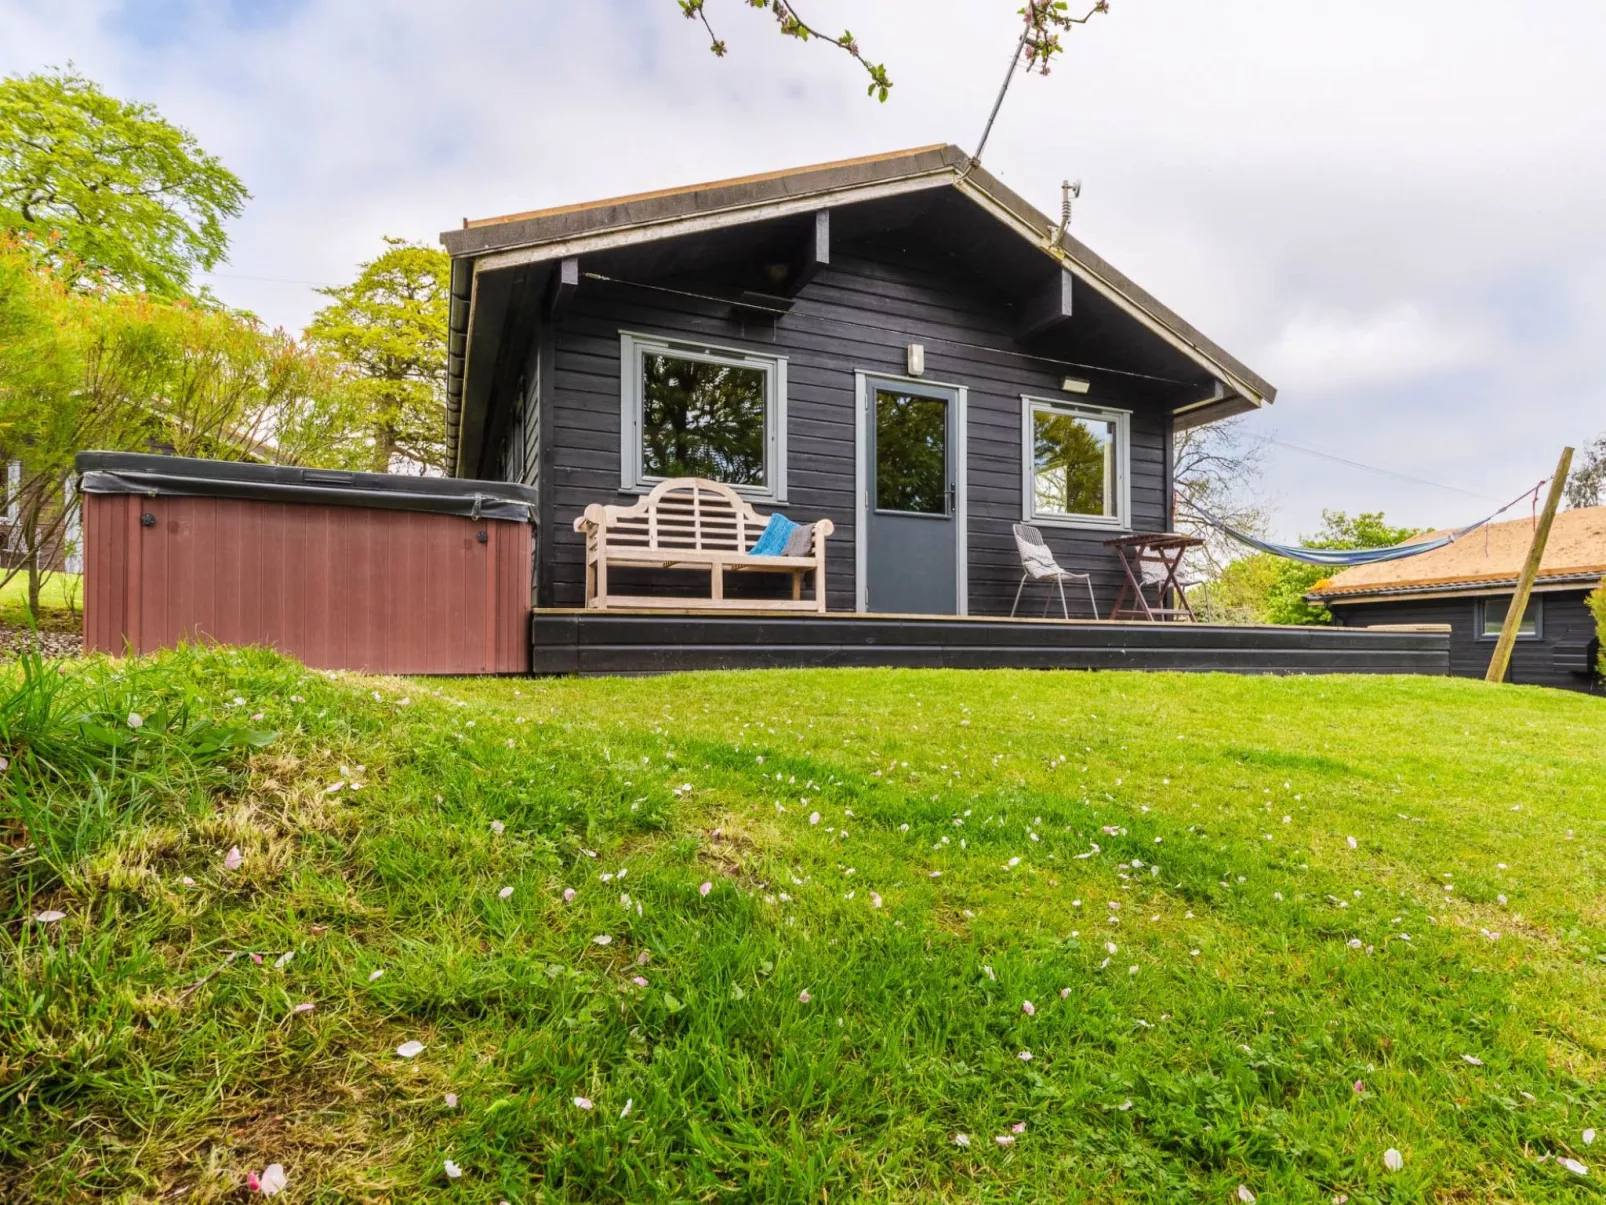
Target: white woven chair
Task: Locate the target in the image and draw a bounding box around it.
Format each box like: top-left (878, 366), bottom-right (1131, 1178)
top-left (1010, 523), bottom-right (1098, 619)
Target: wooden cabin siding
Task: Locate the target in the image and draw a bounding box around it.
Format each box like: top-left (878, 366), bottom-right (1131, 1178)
top-left (1328, 589), bottom-right (1599, 691)
top-left (532, 236), bottom-right (1177, 613)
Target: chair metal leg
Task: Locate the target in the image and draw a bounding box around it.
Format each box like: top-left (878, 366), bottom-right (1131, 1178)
top-left (1084, 577), bottom-right (1098, 620)
top-left (1011, 574), bottom-right (1027, 617)
top-left (1057, 576), bottom-right (1069, 620)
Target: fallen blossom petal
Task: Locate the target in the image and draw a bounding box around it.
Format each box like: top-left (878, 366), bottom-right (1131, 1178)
top-left (1060, 987), bottom-right (1072, 998)
top-left (1236, 1186), bottom-right (1256, 1203)
top-left (995, 1134), bottom-right (1015, 1146)
top-left (1346, 836), bottom-right (1357, 849)
top-left (1461, 1054), bottom-right (1483, 1066)
top-left (490, 820), bottom-right (505, 835)
top-left (1011, 1121), bottom-right (1027, 1134)
top-left (396, 1040), bottom-right (425, 1058)
top-left (563, 888), bottom-right (576, 902)
top-left (572, 1096), bottom-right (593, 1110)
top-left (274, 951), bottom-right (293, 970)
top-left (593, 934), bottom-right (612, 945)
top-left (444, 1093), bottom-right (458, 1108)
top-left (292, 1002), bottom-right (315, 1014)
top-left (369, 969), bottom-right (384, 982)
top-left (699, 881), bottom-right (712, 897)
top-left (223, 846), bottom-right (243, 871)
top-left (1384, 1148), bottom-right (1403, 1172)
top-left (443, 1159), bottom-right (462, 1179)
top-left (1584, 1128), bottom-right (1596, 1146)
top-left (497, 885), bottom-right (514, 900)
top-left (798, 990), bottom-right (811, 1003)
top-left (1561, 1157), bottom-right (1589, 1176)
top-left (953, 1132), bottom-right (971, 1147)
top-left (870, 892), bottom-right (883, 908)
top-left (127, 712), bottom-right (144, 729)
top-left (1353, 1079), bottom-right (1364, 1094)
top-left (1017, 1050), bottom-right (1033, 1061)
top-left (621, 1098), bottom-right (633, 1117)
top-left (1021, 1000), bottom-right (1035, 1016)
top-left (33, 910), bottom-right (66, 923)
top-left (809, 811), bottom-right (820, 825)
top-left (631, 975), bottom-right (649, 987)
top-left (257, 1164), bottom-right (287, 1196)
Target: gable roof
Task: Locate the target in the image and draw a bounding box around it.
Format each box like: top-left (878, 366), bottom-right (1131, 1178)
top-left (441, 144), bottom-right (1277, 475)
top-left (1308, 506), bottom-right (1606, 602)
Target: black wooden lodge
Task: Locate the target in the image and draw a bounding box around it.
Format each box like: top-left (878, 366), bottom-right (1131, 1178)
top-left (443, 145), bottom-right (1449, 677)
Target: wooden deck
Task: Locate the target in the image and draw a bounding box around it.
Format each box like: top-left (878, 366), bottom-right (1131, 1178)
top-left (529, 610), bottom-right (1451, 677)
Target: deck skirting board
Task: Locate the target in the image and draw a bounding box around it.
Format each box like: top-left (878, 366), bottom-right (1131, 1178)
top-left (529, 612), bottom-right (1451, 678)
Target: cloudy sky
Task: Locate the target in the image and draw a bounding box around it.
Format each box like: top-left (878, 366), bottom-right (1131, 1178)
top-left (6, 0), bottom-right (1603, 537)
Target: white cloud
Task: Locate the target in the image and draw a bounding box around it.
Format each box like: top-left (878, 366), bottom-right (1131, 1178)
top-left (1260, 304), bottom-right (1489, 394)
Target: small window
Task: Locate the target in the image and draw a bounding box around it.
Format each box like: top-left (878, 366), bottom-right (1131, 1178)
top-left (1021, 397), bottom-right (1130, 528)
top-left (1477, 596), bottom-right (1541, 640)
top-left (620, 333), bottom-right (786, 501)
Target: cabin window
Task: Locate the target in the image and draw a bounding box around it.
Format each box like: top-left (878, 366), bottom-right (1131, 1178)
top-left (1020, 397), bottom-right (1130, 528)
top-left (619, 333), bottom-right (787, 502)
top-left (1476, 595), bottom-right (1542, 640)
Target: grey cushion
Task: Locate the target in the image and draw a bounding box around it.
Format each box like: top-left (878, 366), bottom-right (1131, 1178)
top-left (781, 525), bottom-right (814, 557)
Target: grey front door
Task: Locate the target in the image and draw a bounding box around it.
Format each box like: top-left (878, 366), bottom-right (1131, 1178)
top-left (865, 378), bottom-right (961, 614)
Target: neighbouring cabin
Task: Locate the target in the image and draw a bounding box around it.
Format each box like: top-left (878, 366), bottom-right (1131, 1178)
top-left (442, 145), bottom-right (1276, 620)
top-left (1308, 507), bottom-right (1606, 692)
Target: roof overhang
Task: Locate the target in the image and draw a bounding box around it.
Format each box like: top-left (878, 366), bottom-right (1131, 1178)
top-left (1310, 570), bottom-right (1605, 605)
top-left (442, 144), bottom-right (1277, 475)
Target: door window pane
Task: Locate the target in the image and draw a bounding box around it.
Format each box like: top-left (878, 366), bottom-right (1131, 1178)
top-left (640, 352), bottom-right (767, 485)
top-left (875, 391), bottom-right (948, 514)
top-left (1032, 408), bottom-right (1116, 518)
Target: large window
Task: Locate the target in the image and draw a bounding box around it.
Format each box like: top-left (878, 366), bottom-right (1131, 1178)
top-left (1021, 397), bottom-right (1130, 528)
top-left (1477, 595), bottom-right (1542, 640)
top-left (620, 333), bottom-right (786, 501)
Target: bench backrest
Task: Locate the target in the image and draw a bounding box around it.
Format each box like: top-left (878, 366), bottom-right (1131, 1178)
top-left (584, 478), bottom-right (765, 553)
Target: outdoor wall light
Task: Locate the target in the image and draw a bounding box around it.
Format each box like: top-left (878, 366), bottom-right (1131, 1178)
top-left (906, 344), bottom-right (925, 376)
top-left (1061, 377), bottom-right (1091, 394)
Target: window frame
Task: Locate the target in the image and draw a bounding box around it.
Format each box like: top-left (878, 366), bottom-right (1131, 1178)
top-left (1019, 396), bottom-right (1132, 530)
top-left (1475, 594), bottom-right (1543, 641)
top-left (618, 331), bottom-right (787, 503)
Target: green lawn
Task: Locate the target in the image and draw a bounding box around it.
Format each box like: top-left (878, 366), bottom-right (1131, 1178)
top-left (0, 570), bottom-right (81, 630)
top-left (3, 649), bottom-right (1605, 1202)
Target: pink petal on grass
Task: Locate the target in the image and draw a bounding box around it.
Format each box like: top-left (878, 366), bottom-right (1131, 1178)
top-left (620, 1098), bottom-right (633, 1117)
top-left (563, 888), bottom-right (576, 902)
top-left (798, 990), bottom-right (811, 1003)
top-left (443, 1159), bottom-right (462, 1179)
top-left (994, 1134), bottom-right (1015, 1146)
top-left (444, 1093), bottom-right (458, 1108)
top-left (223, 846), bottom-right (243, 871)
top-left (1384, 1148), bottom-right (1403, 1172)
top-left (1236, 1187), bottom-right (1256, 1204)
top-left (699, 881), bottom-right (712, 897)
top-left (1021, 1000), bottom-right (1035, 1016)
top-left (573, 1096), bottom-right (594, 1110)
top-left (368, 969), bottom-right (384, 982)
top-left (593, 934), bottom-right (612, 946)
top-left (1011, 1122), bottom-right (1027, 1134)
top-left (631, 975), bottom-right (649, 987)
top-left (127, 712), bottom-right (144, 729)
top-left (396, 1040), bottom-right (425, 1058)
top-left (256, 1164), bottom-right (287, 1196)
top-left (33, 910), bottom-right (66, 923)
top-left (1060, 987), bottom-right (1072, 999)
top-left (292, 1002), bottom-right (315, 1014)
top-left (498, 886), bottom-right (514, 899)
top-left (1560, 1157), bottom-right (1589, 1176)
top-left (1017, 1050), bottom-right (1033, 1062)
top-left (953, 1132), bottom-right (971, 1147)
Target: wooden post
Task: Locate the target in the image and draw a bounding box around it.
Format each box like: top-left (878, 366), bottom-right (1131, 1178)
top-left (1485, 446), bottom-right (1574, 683)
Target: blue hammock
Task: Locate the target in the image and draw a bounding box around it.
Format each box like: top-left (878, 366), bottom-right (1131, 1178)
top-left (1180, 501), bottom-right (1481, 567)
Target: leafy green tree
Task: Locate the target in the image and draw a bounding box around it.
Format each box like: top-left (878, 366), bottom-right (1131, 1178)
top-left (306, 239), bottom-right (450, 473)
top-left (1588, 581), bottom-right (1606, 679)
top-left (0, 68), bottom-right (248, 297)
top-left (0, 239), bottom-right (347, 617)
top-left (1202, 511), bottom-right (1428, 626)
top-left (1566, 433), bottom-right (1606, 509)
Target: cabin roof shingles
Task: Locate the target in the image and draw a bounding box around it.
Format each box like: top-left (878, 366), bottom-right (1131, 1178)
top-left (1308, 506), bottom-right (1606, 601)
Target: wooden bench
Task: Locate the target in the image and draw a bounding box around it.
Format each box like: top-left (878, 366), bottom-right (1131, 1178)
top-left (573, 478), bottom-right (834, 612)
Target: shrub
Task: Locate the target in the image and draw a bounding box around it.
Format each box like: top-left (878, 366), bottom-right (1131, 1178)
top-left (1589, 580), bottom-right (1606, 678)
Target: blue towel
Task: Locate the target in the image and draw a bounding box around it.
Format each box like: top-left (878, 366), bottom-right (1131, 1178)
top-left (749, 512), bottom-right (800, 556)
